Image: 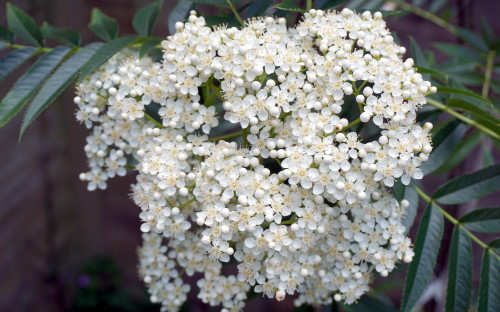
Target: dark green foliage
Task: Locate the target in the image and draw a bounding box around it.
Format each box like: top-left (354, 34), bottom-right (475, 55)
top-left (401, 203), bottom-right (444, 312)
top-left (88, 8), bottom-right (119, 41)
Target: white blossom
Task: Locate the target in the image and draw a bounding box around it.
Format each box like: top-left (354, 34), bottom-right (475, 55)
top-left (75, 9), bottom-right (434, 311)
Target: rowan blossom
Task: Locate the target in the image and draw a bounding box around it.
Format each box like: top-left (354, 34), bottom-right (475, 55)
top-left (75, 8), bottom-right (434, 311)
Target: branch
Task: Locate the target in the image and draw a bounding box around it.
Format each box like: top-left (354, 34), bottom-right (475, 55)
top-left (225, 0), bottom-right (244, 26)
top-left (144, 112), bottom-right (164, 128)
top-left (393, 0), bottom-right (456, 35)
top-left (482, 50), bottom-right (496, 98)
top-left (426, 98), bottom-right (500, 140)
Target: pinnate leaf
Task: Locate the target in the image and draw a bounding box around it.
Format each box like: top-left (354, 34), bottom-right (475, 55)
top-left (88, 8), bottom-right (119, 41)
top-left (460, 207), bottom-right (500, 233)
top-left (133, 0), bottom-right (163, 36)
top-left (433, 165), bottom-right (500, 205)
top-left (445, 227), bottom-right (472, 312)
top-left (0, 46), bottom-right (70, 127)
top-left (41, 22), bottom-right (80, 46)
top-left (20, 43), bottom-right (103, 138)
top-left (478, 243), bottom-right (500, 312)
top-left (6, 3), bottom-right (44, 46)
top-left (0, 47), bottom-right (37, 81)
top-left (78, 37), bottom-right (135, 82)
top-left (401, 203), bottom-right (444, 312)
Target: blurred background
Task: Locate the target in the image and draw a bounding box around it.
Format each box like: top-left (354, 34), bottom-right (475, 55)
top-left (0, 0), bottom-right (499, 311)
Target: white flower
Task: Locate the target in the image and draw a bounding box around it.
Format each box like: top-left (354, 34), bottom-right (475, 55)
top-left (75, 8), bottom-right (433, 310)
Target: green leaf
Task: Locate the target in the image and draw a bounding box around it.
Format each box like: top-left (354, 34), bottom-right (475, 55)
top-left (480, 17), bottom-right (495, 46)
top-left (490, 239), bottom-right (500, 254)
top-left (438, 59), bottom-right (476, 74)
top-left (434, 42), bottom-right (483, 63)
top-left (447, 99), bottom-right (500, 128)
top-left (0, 46), bottom-right (70, 127)
top-left (345, 0), bottom-right (365, 9)
top-left (20, 43), bottom-right (103, 138)
top-left (492, 40), bottom-right (500, 54)
top-left (393, 178), bottom-right (405, 202)
top-left (364, 0), bottom-right (388, 11)
top-left (483, 143), bottom-right (495, 167)
top-left (205, 16), bottom-right (239, 28)
top-left (168, 1), bottom-right (193, 34)
top-left (347, 294), bottom-right (398, 312)
top-left (429, 0), bottom-right (448, 12)
top-left (319, 0), bottom-right (349, 9)
top-left (456, 27), bottom-right (489, 52)
top-left (445, 227), bottom-right (472, 312)
top-left (460, 207), bottom-right (500, 233)
top-left (416, 66), bottom-right (448, 78)
top-left (0, 25), bottom-right (14, 43)
top-left (274, 0), bottom-right (307, 13)
top-left (375, 10), bottom-right (405, 18)
top-left (478, 247), bottom-right (500, 312)
top-left (133, 0), bottom-right (163, 36)
top-left (402, 183), bottom-right (419, 234)
top-left (432, 119), bottom-right (461, 147)
top-left (401, 203), bottom-right (444, 312)
top-left (474, 117), bottom-right (500, 141)
top-left (488, 238), bottom-right (500, 260)
top-left (0, 47), bottom-right (37, 81)
top-left (41, 22), bottom-right (81, 46)
top-left (433, 164), bottom-right (500, 205)
top-left (446, 91), bottom-right (497, 113)
top-left (88, 8), bottom-right (119, 41)
top-left (246, 0), bottom-right (273, 18)
top-left (410, 37), bottom-right (428, 67)
top-left (436, 130), bottom-right (481, 172)
top-left (437, 86), bottom-right (491, 104)
top-left (78, 37), bottom-right (135, 82)
top-left (417, 108), bottom-right (441, 123)
top-left (138, 38), bottom-right (162, 59)
top-left (420, 120), bottom-right (464, 174)
top-left (6, 3), bottom-right (44, 46)
top-left (182, 0), bottom-right (230, 8)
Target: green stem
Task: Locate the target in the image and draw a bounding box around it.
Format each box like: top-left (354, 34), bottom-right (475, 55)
top-left (178, 198), bottom-right (196, 209)
top-left (427, 98), bottom-right (500, 140)
top-left (207, 80), bottom-right (225, 102)
top-left (144, 112), bottom-right (164, 128)
top-left (279, 218), bottom-right (298, 225)
top-left (415, 187), bottom-right (459, 226)
top-left (415, 186), bottom-right (499, 258)
top-left (262, 216), bottom-right (298, 227)
top-left (202, 84), bottom-right (210, 105)
top-left (207, 130), bottom-right (243, 142)
top-left (346, 118), bottom-right (361, 130)
top-left (353, 80), bottom-right (367, 95)
top-left (306, 0), bottom-right (313, 11)
top-left (225, 0), bottom-right (245, 26)
top-left (482, 50), bottom-right (496, 98)
top-left (357, 101), bottom-right (364, 113)
top-left (6, 37), bottom-right (165, 53)
top-left (275, 157), bottom-right (282, 166)
top-left (179, 267), bottom-right (186, 277)
top-left (7, 43), bottom-right (54, 53)
top-left (394, 1), bottom-right (456, 35)
top-left (243, 127), bottom-right (248, 146)
top-left (322, 118), bottom-right (361, 138)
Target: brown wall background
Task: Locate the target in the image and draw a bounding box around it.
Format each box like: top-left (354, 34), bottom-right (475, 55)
top-left (0, 1), bottom-right (499, 312)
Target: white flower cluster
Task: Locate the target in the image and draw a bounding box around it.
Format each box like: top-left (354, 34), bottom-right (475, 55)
top-left (75, 8), bottom-right (434, 311)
